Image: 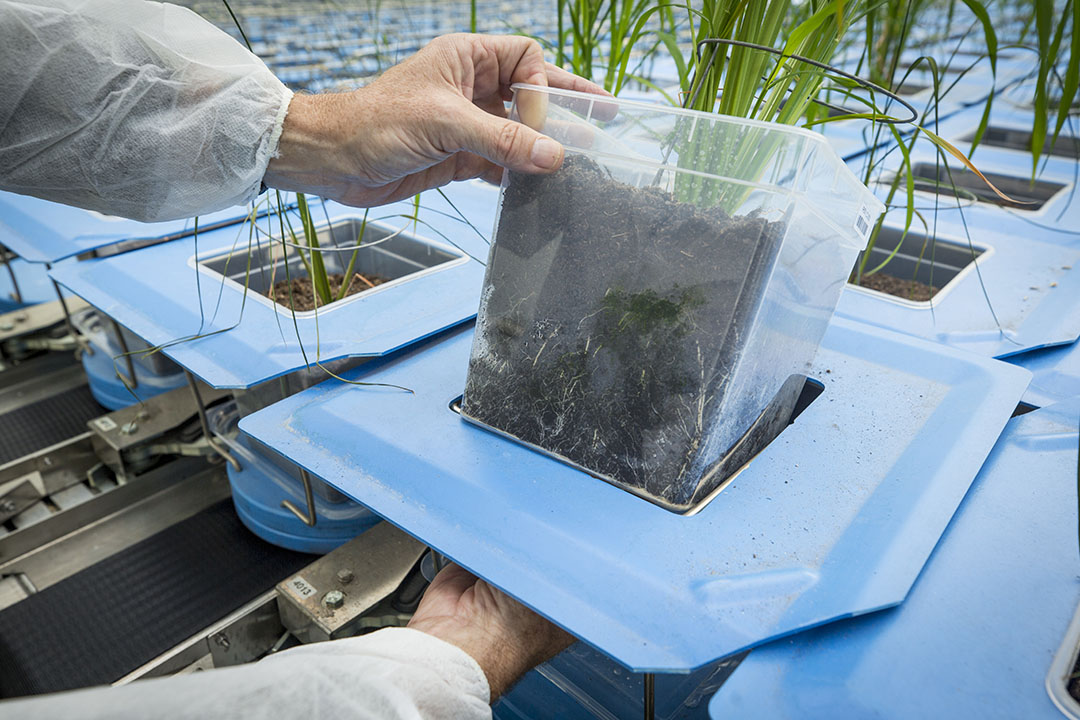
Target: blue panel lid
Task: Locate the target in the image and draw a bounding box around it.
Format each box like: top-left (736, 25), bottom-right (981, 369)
top-left (48, 182), bottom-right (497, 388)
top-left (708, 398), bottom-right (1080, 719)
top-left (239, 316), bottom-right (1029, 672)
top-left (1005, 338), bottom-right (1080, 407)
top-left (0, 191), bottom-right (261, 265)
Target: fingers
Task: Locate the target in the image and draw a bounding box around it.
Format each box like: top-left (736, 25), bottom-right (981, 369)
top-left (544, 62), bottom-right (610, 97)
top-left (428, 563), bottom-right (479, 597)
top-left (451, 99), bottom-right (564, 173)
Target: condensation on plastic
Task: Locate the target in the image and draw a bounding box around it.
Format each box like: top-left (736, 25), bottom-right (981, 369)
top-left (0, 0), bottom-right (292, 223)
top-left (464, 84), bottom-right (884, 511)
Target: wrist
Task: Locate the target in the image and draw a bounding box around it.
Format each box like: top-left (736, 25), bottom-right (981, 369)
top-left (263, 92), bottom-right (354, 196)
top-left (408, 618), bottom-right (533, 701)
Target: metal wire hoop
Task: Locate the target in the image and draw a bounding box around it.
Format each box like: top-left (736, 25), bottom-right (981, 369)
top-left (688, 38), bottom-right (919, 125)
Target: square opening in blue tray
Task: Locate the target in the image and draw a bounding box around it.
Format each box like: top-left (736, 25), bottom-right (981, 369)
top-left (197, 215), bottom-right (466, 318)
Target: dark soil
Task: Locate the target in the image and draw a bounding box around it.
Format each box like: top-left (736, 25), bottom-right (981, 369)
top-left (268, 272), bottom-right (387, 312)
top-left (462, 155), bottom-right (795, 511)
top-left (857, 272), bottom-right (938, 301)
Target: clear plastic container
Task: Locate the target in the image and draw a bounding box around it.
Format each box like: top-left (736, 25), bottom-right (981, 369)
top-left (462, 84), bottom-right (883, 513)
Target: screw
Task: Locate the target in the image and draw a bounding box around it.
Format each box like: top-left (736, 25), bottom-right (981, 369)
top-left (213, 632), bottom-right (230, 650)
top-left (0, 500), bottom-right (16, 513)
top-left (14, 314), bottom-right (27, 323)
top-left (0, 321), bottom-right (13, 332)
top-left (120, 421), bottom-right (138, 435)
top-left (322, 590), bottom-right (345, 609)
top-left (336, 569), bottom-right (354, 585)
top-left (136, 408), bottom-right (150, 421)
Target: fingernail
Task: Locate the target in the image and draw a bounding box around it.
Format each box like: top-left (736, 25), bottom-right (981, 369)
top-left (531, 137), bottom-right (562, 170)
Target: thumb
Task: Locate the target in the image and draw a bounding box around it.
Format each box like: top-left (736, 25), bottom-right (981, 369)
top-left (452, 102), bottom-right (565, 174)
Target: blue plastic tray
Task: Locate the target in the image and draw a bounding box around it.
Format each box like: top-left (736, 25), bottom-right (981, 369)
top-left (708, 398), bottom-right (1080, 719)
top-left (239, 317), bottom-right (1030, 672)
top-left (1005, 339), bottom-right (1080, 407)
top-left (49, 182), bottom-right (497, 388)
top-left (0, 191), bottom-right (261, 265)
top-left (838, 115), bottom-right (1080, 358)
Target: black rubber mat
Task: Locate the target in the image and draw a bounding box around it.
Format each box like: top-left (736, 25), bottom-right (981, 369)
top-left (0, 500), bottom-right (315, 698)
top-left (0, 384), bottom-right (104, 464)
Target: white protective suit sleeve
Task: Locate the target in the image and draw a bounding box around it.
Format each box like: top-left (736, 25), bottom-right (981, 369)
top-left (0, 0), bottom-right (292, 222)
top-left (0, 627), bottom-right (494, 720)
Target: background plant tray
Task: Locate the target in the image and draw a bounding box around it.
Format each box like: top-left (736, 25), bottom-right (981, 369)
top-left (838, 122), bottom-right (1080, 359)
top-left (0, 191), bottom-right (260, 265)
top-left (48, 182), bottom-right (497, 388)
top-left (239, 316), bottom-right (1030, 673)
top-left (707, 398), bottom-right (1080, 719)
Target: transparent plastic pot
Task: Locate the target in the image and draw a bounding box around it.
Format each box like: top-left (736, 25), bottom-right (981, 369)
top-left (462, 84), bottom-right (883, 513)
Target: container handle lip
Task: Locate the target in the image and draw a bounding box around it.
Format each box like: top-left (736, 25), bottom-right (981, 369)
top-left (508, 82), bottom-right (856, 148)
top-left (689, 38), bottom-right (918, 126)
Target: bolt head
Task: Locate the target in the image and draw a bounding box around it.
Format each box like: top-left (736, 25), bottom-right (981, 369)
top-left (136, 408), bottom-right (150, 421)
top-left (322, 590), bottom-right (345, 609)
top-left (0, 500), bottom-right (16, 513)
top-left (0, 322), bottom-right (14, 332)
top-left (120, 421), bottom-right (138, 435)
top-left (336, 569), bottom-right (354, 585)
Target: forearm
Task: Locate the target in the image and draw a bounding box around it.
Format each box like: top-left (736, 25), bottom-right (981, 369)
top-left (0, 0), bottom-right (290, 223)
top-left (0, 628), bottom-right (492, 720)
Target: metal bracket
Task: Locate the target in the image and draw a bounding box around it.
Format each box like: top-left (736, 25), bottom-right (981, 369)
top-left (109, 318), bottom-right (138, 390)
top-left (184, 370), bottom-right (239, 472)
top-left (276, 522), bottom-right (426, 643)
top-left (281, 467), bottom-right (318, 527)
top-left (0, 474), bottom-right (45, 524)
top-left (0, 244), bottom-right (22, 305)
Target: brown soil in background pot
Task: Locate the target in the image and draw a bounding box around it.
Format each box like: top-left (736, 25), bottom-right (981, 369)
top-left (268, 272), bottom-right (388, 312)
top-left (858, 272), bottom-right (939, 301)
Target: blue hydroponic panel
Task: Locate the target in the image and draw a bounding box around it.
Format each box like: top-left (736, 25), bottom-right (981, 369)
top-left (1005, 338), bottom-right (1080, 407)
top-left (0, 191), bottom-right (260, 265)
top-left (838, 105), bottom-right (1080, 358)
top-left (708, 398), bottom-right (1080, 719)
top-left (239, 316), bottom-right (1029, 672)
top-left (49, 182), bottom-right (497, 388)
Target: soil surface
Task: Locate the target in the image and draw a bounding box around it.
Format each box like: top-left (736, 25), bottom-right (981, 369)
top-left (1069, 660), bottom-right (1080, 702)
top-left (268, 272), bottom-right (387, 312)
top-left (857, 272), bottom-right (939, 301)
top-left (462, 155), bottom-right (797, 510)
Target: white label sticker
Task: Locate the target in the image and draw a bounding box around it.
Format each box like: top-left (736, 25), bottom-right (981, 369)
top-left (93, 417), bottom-right (118, 432)
top-left (286, 575), bottom-right (317, 600)
top-left (854, 205), bottom-right (873, 240)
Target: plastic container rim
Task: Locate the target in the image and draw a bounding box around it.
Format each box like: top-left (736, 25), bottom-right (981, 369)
top-left (510, 83), bottom-right (886, 245)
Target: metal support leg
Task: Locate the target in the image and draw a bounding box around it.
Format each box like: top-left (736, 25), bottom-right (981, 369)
top-left (281, 467), bottom-right (318, 527)
top-left (644, 673), bottom-right (655, 720)
top-left (1, 245), bottom-right (22, 305)
top-left (184, 370), bottom-right (239, 471)
top-left (109, 318), bottom-right (138, 389)
top-left (47, 270), bottom-right (80, 352)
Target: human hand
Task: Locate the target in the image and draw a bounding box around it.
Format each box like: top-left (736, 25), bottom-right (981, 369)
top-left (407, 563), bottom-right (574, 701)
top-left (263, 33), bottom-right (609, 207)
